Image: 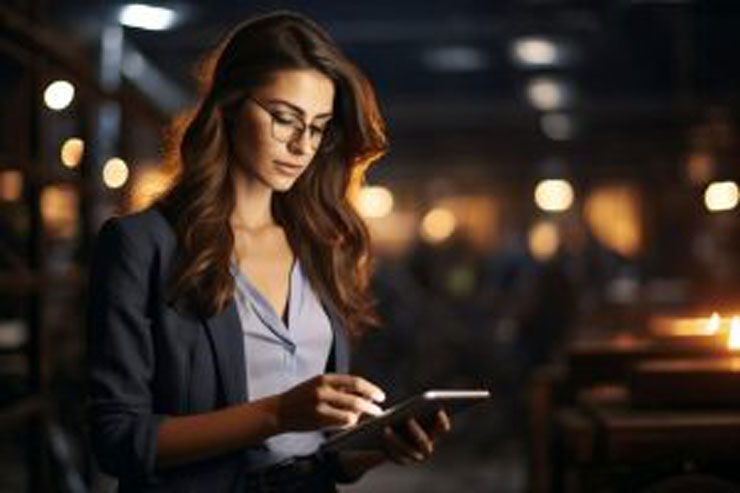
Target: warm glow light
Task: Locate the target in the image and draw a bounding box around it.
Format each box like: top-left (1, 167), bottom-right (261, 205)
top-left (103, 158), bottom-right (129, 189)
top-left (534, 179), bottom-right (574, 212)
top-left (526, 77), bottom-right (569, 111)
top-left (365, 211), bottom-right (418, 257)
top-left (44, 80), bottom-right (75, 111)
top-left (651, 313), bottom-right (732, 338)
top-left (129, 164), bottom-right (175, 211)
top-left (41, 184), bottom-right (78, 238)
top-left (686, 153), bottom-right (714, 185)
top-left (704, 181), bottom-right (739, 212)
top-left (512, 37), bottom-right (557, 66)
top-left (584, 185), bottom-right (642, 257)
top-left (61, 138), bottom-right (84, 168)
top-left (421, 207), bottom-right (456, 243)
top-left (706, 312), bottom-right (721, 335)
top-left (0, 170), bottom-right (23, 202)
top-left (119, 4), bottom-right (178, 31)
top-left (729, 317), bottom-right (740, 350)
top-left (528, 220), bottom-right (559, 261)
top-left (437, 195), bottom-right (500, 251)
top-left (354, 186), bottom-right (394, 218)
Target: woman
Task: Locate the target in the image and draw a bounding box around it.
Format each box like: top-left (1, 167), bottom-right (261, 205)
top-left (87, 11), bottom-right (450, 493)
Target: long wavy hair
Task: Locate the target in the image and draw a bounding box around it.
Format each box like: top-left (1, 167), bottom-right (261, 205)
top-left (156, 11), bottom-right (387, 338)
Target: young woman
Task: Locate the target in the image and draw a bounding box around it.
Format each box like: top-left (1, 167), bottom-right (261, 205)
top-left (87, 11), bottom-right (450, 493)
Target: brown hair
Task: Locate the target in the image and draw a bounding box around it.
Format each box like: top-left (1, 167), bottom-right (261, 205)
top-left (156, 11), bottom-right (387, 338)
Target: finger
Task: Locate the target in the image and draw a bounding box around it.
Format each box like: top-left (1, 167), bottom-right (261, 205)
top-left (383, 426), bottom-right (424, 463)
top-left (382, 428), bottom-right (415, 465)
top-left (433, 409), bottom-right (452, 436)
top-left (320, 386), bottom-right (384, 417)
top-left (315, 402), bottom-right (359, 428)
top-left (323, 374), bottom-right (386, 403)
top-left (406, 418), bottom-right (434, 456)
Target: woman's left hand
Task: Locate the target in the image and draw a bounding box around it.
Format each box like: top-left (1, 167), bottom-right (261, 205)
top-left (381, 409), bottom-right (452, 465)
top-left (334, 409), bottom-right (452, 480)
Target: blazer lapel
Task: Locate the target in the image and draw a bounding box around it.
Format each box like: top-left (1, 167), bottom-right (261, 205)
top-left (323, 300), bottom-right (350, 374)
top-left (203, 299), bottom-right (248, 405)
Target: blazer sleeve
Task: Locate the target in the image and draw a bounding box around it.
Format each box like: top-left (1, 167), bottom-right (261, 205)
top-left (86, 217), bottom-right (167, 480)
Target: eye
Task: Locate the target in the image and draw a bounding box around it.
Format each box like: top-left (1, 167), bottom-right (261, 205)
top-left (273, 112), bottom-right (300, 126)
top-left (309, 125), bottom-right (325, 137)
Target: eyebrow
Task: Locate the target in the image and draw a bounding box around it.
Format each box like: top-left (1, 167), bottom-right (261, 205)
top-left (266, 98), bottom-right (333, 120)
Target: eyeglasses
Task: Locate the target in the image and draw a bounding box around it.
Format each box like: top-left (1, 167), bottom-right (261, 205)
top-left (247, 96), bottom-right (331, 151)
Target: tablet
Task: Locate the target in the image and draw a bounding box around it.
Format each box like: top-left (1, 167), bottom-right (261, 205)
top-left (321, 389), bottom-right (491, 452)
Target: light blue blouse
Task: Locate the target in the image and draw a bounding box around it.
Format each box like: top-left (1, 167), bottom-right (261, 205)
top-left (229, 258), bottom-right (334, 471)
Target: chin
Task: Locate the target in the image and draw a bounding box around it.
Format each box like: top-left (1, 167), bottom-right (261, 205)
top-left (268, 175), bottom-right (300, 192)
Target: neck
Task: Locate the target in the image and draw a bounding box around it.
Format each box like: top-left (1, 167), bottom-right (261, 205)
top-left (230, 168), bottom-right (275, 232)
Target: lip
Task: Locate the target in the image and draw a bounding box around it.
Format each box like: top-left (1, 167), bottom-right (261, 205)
top-left (274, 160), bottom-right (305, 175)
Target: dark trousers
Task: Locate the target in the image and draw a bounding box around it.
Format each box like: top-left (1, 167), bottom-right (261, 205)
top-left (243, 455), bottom-right (338, 493)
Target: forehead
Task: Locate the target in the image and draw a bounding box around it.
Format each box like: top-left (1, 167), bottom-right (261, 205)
top-left (253, 69), bottom-right (335, 116)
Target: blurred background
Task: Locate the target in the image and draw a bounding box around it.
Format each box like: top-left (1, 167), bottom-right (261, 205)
top-left (3, 0), bottom-right (740, 492)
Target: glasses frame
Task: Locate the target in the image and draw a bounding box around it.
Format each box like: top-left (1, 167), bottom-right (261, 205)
top-left (247, 96), bottom-right (332, 151)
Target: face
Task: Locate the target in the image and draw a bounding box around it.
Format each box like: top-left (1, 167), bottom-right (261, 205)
top-left (230, 68), bottom-right (335, 192)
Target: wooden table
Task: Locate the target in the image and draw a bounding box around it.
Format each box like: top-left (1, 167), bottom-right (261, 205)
top-left (552, 387), bottom-right (740, 492)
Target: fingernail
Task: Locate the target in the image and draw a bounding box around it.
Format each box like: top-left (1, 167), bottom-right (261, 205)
top-left (368, 404), bottom-right (383, 416)
top-left (374, 391), bottom-right (386, 403)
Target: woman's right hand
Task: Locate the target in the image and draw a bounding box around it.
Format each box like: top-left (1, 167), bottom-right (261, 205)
top-left (272, 374), bottom-right (386, 432)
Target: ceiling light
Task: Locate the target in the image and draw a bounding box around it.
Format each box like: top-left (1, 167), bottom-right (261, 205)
top-left (526, 77), bottom-right (571, 111)
top-left (534, 179), bottom-right (574, 212)
top-left (512, 37), bottom-right (558, 67)
top-left (44, 80), bottom-right (75, 111)
top-left (704, 181), bottom-right (739, 212)
top-left (119, 4), bottom-right (178, 31)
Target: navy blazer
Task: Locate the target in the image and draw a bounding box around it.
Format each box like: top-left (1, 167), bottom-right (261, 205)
top-left (86, 206), bottom-right (351, 493)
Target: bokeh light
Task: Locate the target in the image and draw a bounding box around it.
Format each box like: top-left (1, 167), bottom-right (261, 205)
top-left (119, 4), bottom-right (178, 31)
top-left (0, 170), bottom-right (23, 202)
top-left (534, 179), bottom-right (574, 212)
top-left (540, 113), bottom-right (574, 141)
top-left (512, 37), bottom-right (557, 66)
top-left (526, 77), bottom-right (569, 111)
top-left (44, 80), bottom-right (75, 111)
top-left (421, 207), bottom-right (457, 243)
top-left (528, 220), bottom-right (560, 261)
top-left (103, 157), bottom-right (130, 189)
top-left (41, 184), bottom-right (78, 238)
top-left (60, 138), bottom-right (84, 168)
top-left (584, 185), bottom-right (643, 257)
top-left (704, 181), bottom-right (739, 212)
top-left (353, 185), bottom-right (394, 219)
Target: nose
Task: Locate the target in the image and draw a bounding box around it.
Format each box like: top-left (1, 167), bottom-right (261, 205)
top-left (287, 127), bottom-right (312, 156)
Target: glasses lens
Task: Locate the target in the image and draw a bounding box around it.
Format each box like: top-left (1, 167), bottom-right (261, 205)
top-left (271, 119), bottom-right (297, 143)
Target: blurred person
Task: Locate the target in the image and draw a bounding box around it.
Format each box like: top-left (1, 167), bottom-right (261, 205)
top-left (86, 11), bottom-right (450, 493)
